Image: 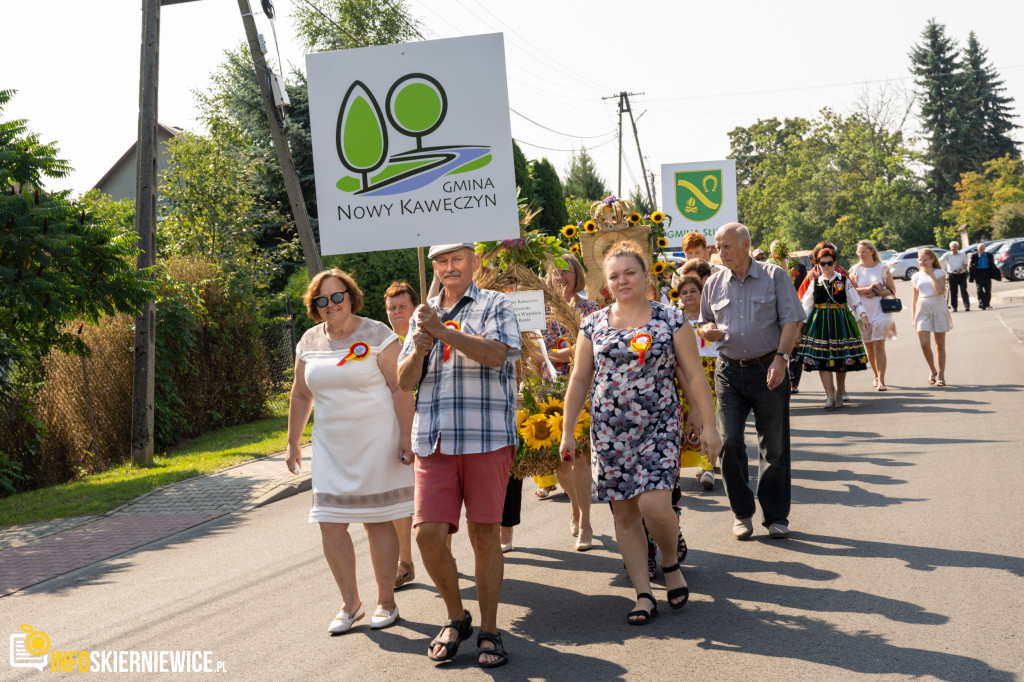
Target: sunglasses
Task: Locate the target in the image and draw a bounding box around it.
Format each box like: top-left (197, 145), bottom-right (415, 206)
top-left (314, 291), bottom-right (347, 308)
top-left (818, 260), bottom-right (835, 267)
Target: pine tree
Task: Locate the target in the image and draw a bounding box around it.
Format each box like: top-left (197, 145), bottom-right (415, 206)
top-left (530, 158), bottom-right (570, 236)
top-left (512, 140), bottom-right (536, 208)
top-left (962, 32), bottom-right (1019, 166)
top-left (910, 19), bottom-right (971, 203)
top-left (563, 147), bottom-right (608, 201)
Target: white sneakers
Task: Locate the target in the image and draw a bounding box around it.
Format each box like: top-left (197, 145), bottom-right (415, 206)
top-left (732, 517), bottom-right (754, 540)
top-left (768, 523), bottom-right (791, 539)
top-left (699, 470), bottom-right (715, 490)
top-left (328, 603), bottom-right (365, 634)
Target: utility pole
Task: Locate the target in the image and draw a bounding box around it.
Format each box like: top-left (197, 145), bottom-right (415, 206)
top-left (624, 94), bottom-right (655, 211)
top-left (237, 0), bottom-right (322, 277)
top-left (130, 0), bottom-right (161, 467)
top-left (603, 91), bottom-right (647, 201)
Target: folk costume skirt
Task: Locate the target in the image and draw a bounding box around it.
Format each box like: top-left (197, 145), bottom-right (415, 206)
top-left (799, 303), bottom-right (868, 373)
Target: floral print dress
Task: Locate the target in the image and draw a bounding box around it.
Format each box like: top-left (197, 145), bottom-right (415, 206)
top-left (582, 301), bottom-right (685, 501)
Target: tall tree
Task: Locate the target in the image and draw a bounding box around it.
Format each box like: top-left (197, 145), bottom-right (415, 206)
top-left (512, 140), bottom-right (536, 208)
top-left (563, 147), bottom-right (608, 201)
top-left (910, 19), bottom-right (971, 204)
top-left (292, 0), bottom-right (421, 51)
top-left (531, 158), bottom-right (570, 236)
top-left (628, 185), bottom-right (653, 217)
top-left (962, 32), bottom-right (1019, 165)
top-left (0, 90), bottom-right (153, 363)
top-left (943, 155), bottom-right (1024, 234)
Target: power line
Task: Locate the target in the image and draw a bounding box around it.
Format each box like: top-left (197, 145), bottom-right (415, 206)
top-left (379, 0), bottom-right (427, 41)
top-left (510, 108), bottom-right (613, 140)
top-left (287, 0), bottom-right (366, 47)
top-left (516, 134), bottom-right (617, 153)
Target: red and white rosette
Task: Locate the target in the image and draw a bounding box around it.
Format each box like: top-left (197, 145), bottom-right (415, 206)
top-left (443, 320), bottom-right (461, 362)
top-left (337, 341), bottom-right (370, 367)
top-left (630, 332), bottom-right (653, 366)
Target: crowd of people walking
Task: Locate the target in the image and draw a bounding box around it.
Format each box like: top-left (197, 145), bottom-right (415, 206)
top-left (284, 223), bottom-right (976, 668)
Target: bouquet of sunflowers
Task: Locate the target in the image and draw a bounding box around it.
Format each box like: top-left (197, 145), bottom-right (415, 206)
top-left (511, 374), bottom-right (591, 479)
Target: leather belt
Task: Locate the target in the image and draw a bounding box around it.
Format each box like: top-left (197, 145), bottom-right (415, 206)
top-left (719, 350), bottom-right (777, 367)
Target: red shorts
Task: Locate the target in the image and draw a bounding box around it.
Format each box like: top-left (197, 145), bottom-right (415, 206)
top-left (413, 444), bottom-right (515, 534)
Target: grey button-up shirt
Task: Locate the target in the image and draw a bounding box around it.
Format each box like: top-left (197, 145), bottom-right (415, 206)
top-left (699, 260), bottom-right (806, 359)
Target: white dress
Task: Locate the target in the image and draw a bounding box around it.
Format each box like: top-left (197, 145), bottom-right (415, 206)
top-left (911, 269), bottom-right (952, 333)
top-left (297, 318), bottom-right (414, 523)
top-left (850, 263), bottom-right (897, 342)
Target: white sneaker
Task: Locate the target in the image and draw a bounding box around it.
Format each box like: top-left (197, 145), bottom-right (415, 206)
top-left (328, 603), bottom-right (364, 634)
top-left (370, 605), bottom-right (400, 630)
top-left (768, 523), bottom-right (791, 539)
top-left (699, 470), bottom-right (715, 490)
top-left (733, 517), bottom-right (753, 540)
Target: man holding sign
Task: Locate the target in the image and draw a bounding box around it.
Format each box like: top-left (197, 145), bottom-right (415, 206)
top-left (398, 242), bottom-right (520, 668)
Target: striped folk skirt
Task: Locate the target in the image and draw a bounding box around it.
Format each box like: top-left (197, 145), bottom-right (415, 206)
top-left (798, 304), bottom-right (868, 373)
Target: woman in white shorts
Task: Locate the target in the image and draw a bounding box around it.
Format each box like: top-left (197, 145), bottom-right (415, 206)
top-left (911, 249), bottom-right (951, 386)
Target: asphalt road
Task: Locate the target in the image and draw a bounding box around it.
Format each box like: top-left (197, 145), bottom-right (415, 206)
top-left (2, 295), bottom-right (1023, 681)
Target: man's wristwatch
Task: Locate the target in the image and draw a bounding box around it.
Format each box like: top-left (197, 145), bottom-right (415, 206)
top-left (776, 352), bottom-right (790, 362)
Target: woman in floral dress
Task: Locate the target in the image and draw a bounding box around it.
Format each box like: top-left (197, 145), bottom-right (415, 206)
top-left (559, 241), bottom-right (720, 625)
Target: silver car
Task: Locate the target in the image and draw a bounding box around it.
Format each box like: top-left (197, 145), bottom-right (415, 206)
top-left (886, 246), bottom-right (949, 280)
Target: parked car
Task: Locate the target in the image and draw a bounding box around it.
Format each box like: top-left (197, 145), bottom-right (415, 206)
top-left (886, 246), bottom-right (949, 280)
top-left (993, 238), bottom-right (1024, 281)
top-left (964, 239), bottom-right (1007, 257)
top-left (877, 249), bottom-right (897, 263)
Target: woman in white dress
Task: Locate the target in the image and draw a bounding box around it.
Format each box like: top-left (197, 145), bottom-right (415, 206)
top-left (849, 240), bottom-right (898, 391)
top-left (287, 269), bottom-right (414, 634)
top-left (910, 249), bottom-right (951, 386)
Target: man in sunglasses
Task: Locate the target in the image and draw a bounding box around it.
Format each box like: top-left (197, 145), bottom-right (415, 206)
top-left (699, 223), bottom-right (805, 541)
top-left (397, 242), bottom-right (520, 668)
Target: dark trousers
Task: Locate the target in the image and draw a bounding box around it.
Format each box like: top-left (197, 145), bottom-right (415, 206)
top-left (501, 475), bottom-right (522, 527)
top-left (948, 272), bottom-right (969, 310)
top-left (974, 272), bottom-right (992, 309)
top-left (715, 358), bottom-right (792, 526)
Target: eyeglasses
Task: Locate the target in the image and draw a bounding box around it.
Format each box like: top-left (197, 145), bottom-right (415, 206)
top-left (818, 260), bottom-right (835, 267)
top-left (314, 291), bottom-right (347, 308)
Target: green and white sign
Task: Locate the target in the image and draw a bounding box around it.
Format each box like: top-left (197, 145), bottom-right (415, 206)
top-left (307, 34), bottom-right (519, 255)
top-left (660, 160), bottom-right (737, 244)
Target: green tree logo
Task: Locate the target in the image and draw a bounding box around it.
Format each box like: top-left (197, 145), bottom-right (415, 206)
top-left (385, 74), bottom-right (447, 150)
top-left (336, 80), bottom-right (389, 191)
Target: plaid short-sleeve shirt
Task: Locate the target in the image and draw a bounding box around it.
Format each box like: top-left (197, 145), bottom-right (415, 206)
top-left (400, 283), bottom-right (522, 456)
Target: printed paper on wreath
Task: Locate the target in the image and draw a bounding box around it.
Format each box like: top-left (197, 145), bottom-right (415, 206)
top-left (659, 160), bottom-right (738, 244)
top-left (306, 33), bottom-right (519, 255)
top-left (503, 290), bottom-right (546, 332)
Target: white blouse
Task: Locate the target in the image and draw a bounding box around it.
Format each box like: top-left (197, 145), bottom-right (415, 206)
top-left (911, 268), bottom-right (947, 297)
top-left (800, 272), bottom-right (865, 317)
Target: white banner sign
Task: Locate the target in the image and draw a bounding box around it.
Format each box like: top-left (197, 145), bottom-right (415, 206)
top-left (306, 34), bottom-right (519, 255)
top-left (503, 290), bottom-right (546, 331)
top-left (660, 160), bottom-right (738, 245)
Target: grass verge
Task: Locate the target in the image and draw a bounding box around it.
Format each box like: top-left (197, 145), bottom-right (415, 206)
top-left (0, 399), bottom-right (312, 528)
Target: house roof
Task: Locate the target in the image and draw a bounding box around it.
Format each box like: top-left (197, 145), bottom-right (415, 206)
top-left (92, 123), bottom-right (183, 191)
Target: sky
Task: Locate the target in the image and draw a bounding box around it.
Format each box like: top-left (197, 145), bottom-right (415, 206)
top-left (4, 0), bottom-right (1023, 205)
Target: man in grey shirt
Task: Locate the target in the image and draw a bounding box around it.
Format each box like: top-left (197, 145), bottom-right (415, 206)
top-left (699, 223), bottom-right (806, 540)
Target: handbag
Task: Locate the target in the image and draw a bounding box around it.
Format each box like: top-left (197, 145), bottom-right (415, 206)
top-left (880, 295), bottom-right (903, 313)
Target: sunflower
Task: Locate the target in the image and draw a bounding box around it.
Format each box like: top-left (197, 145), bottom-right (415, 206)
top-left (540, 396), bottom-right (564, 417)
top-left (668, 288), bottom-right (681, 301)
top-left (629, 212), bottom-right (642, 224)
top-left (574, 409), bottom-right (591, 439)
top-left (561, 224), bottom-right (578, 239)
top-left (570, 243), bottom-right (580, 254)
top-left (651, 211), bottom-right (665, 224)
top-left (651, 261), bottom-right (667, 276)
top-left (583, 220), bottom-right (598, 233)
top-left (517, 409), bottom-right (531, 431)
top-left (522, 413), bottom-right (558, 450)
top-left (657, 236), bottom-right (668, 249)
